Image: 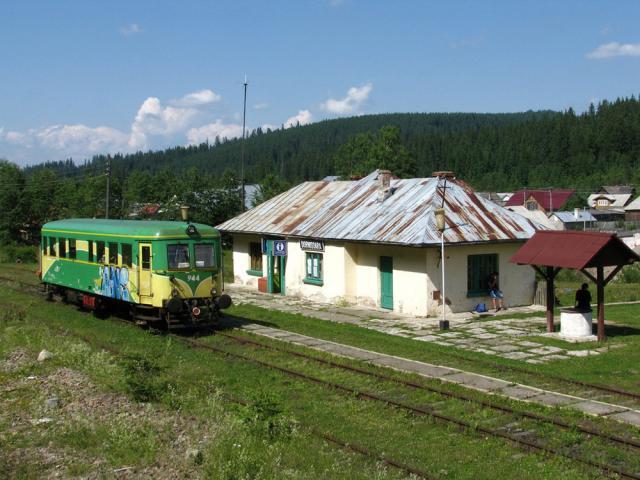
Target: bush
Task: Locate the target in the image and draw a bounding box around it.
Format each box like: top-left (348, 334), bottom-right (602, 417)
top-left (238, 391), bottom-right (297, 439)
top-left (619, 264), bottom-right (640, 284)
top-left (120, 354), bottom-right (169, 402)
top-left (0, 244), bottom-right (37, 263)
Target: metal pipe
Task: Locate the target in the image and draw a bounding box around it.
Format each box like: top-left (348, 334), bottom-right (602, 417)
top-left (441, 230), bottom-right (447, 328)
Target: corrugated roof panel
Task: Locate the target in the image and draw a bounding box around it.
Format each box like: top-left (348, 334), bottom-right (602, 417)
top-left (218, 171), bottom-right (541, 245)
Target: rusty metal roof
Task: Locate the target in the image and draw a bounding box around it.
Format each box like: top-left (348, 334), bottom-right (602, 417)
top-left (217, 170), bottom-right (542, 245)
top-left (509, 230), bottom-right (640, 269)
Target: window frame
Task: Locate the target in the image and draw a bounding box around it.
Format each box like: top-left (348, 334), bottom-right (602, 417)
top-left (467, 253), bottom-right (498, 297)
top-left (194, 243), bottom-right (216, 269)
top-left (247, 242), bottom-right (263, 276)
top-left (108, 242), bottom-right (119, 265)
top-left (121, 243), bottom-right (133, 268)
top-left (88, 240), bottom-right (94, 263)
top-left (49, 237), bottom-right (57, 257)
top-left (68, 238), bottom-right (77, 260)
top-left (59, 237), bottom-right (67, 258)
top-left (167, 243), bottom-right (191, 270)
top-left (303, 252), bottom-right (323, 286)
top-left (96, 241), bottom-right (106, 264)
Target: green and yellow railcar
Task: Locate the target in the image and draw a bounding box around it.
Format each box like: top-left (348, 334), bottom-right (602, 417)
top-left (40, 219), bottom-right (231, 329)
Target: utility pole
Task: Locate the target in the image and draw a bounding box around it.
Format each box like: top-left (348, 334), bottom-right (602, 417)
top-left (105, 158), bottom-right (111, 219)
top-left (240, 75), bottom-right (248, 212)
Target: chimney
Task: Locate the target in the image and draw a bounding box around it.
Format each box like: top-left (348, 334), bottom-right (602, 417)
top-left (574, 208), bottom-right (580, 220)
top-left (378, 170), bottom-right (391, 190)
top-left (377, 170), bottom-right (392, 202)
top-left (432, 171), bottom-right (455, 179)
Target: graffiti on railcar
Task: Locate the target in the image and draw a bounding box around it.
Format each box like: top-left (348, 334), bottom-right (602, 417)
top-left (99, 265), bottom-right (130, 301)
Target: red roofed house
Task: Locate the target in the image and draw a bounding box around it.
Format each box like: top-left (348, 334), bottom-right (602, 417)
top-left (505, 189), bottom-right (575, 213)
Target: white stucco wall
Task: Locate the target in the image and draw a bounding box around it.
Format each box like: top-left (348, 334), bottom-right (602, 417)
top-left (228, 234), bottom-right (535, 317)
top-left (425, 241), bottom-right (535, 315)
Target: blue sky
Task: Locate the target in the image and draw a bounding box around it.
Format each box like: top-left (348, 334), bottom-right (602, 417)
top-left (1, 0), bottom-right (640, 165)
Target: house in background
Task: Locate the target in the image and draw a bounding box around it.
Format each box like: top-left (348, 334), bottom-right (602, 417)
top-left (549, 209), bottom-right (597, 230)
top-left (506, 205), bottom-right (559, 230)
top-left (504, 189), bottom-right (574, 213)
top-left (587, 193), bottom-right (633, 210)
top-left (218, 170), bottom-right (542, 317)
top-left (597, 185), bottom-right (635, 196)
top-left (625, 196), bottom-right (640, 221)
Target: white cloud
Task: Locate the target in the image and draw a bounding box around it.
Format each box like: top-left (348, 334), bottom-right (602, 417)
top-left (586, 42), bottom-right (640, 59)
top-left (284, 110), bottom-right (313, 128)
top-left (321, 83), bottom-right (373, 115)
top-left (129, 97), bottom-right (199, 149)
top-left (186, 120), bottom-right (244, 144)
top-left (121, 23), bottom-right (143, 36)
top-left (172, 89), bottom-right (221, 107)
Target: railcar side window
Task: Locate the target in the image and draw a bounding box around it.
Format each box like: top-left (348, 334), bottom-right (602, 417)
top-left (42, 237), bottom-right (48, 256)
top-left (88, 241), bottom-right (94, 262)
top-left (195, 244), bottom-right (215, 268)
top-left (68, 239), bottom-right (76, 259)
top-left (59, 238), bottom-right (67, 258)
top-left (141, 246), bottom-right (151, 269)
top-left (97, 241), bottom-right (105, 264)
top-left (108, 242), bottom-right (118, 265)
top-left (122, 244), bottom-right (132, 267)
top-left (168, 244), bottom-right (190, 269)
top-left (49, 237), bottom-right (57, 257)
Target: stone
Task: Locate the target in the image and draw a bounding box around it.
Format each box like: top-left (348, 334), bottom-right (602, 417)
top-left (565, 350), bottom-right (591, 357)
top-left (472, 333), bottom-right (499, 339)
top-left (500, 351), bottom-right (534, 360)
top-left (490, 344), bottom-right (521, 352)
top-left (528, 346), bottom-right (563, 355)
top-left (186, 448), bottom-right (203, 464)
top-left (37, 350), bottom-right (54, 362)
top-left (414, 335), bottom-right (440, 342)
top-left (45, 396), bottom-right (60, 409)
top-left (518, 341), bottom-right (543, 348)
top-left (31, 417), bottom-right (54, 426)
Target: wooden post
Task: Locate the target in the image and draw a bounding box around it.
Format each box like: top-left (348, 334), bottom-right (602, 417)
top-left (597, 265), bottom-right (605, 341)
top-left (546, 266), bottom-right (554, 332)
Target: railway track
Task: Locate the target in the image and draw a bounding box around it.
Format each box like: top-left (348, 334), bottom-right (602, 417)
top-left (4, 273), bottom-right (640, 478)
top-left (213, 329), bottom-right (640, 450)
top-left (3, 271), bottom-right (640, 405)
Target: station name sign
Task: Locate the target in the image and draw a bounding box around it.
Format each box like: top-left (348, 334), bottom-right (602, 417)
top-left (300, 239), bottom-right (324, 252)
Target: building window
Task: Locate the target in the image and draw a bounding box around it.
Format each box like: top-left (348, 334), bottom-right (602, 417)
top-left (59, 238), bottom-right (67, 258)
top-left (122, 244), bottom-right (133, 267)
top-left (108, 242), bottom-right (119, 265)
top-left (88, 241), bottom-right (94, 263)
top-left (247, 242), bottom-right (263, 276)
top-left (304, 252), bottom-right (323, 286)
top-left (68, 239), bottom-right (76, 259)
top-left (526, 201), bottom-right (538, 211)
top-left (467, 254), bottom-right (498, 296)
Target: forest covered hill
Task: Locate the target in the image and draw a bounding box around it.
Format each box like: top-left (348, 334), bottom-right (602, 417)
top-left (25, 97), bottom-right (640, 191)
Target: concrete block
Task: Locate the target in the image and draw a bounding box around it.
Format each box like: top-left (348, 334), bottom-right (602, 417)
top-left (533, 393), bottom-right (578, 406)
top-left (608, 410), bottom-right (640, 427)
top-left (444, 372), bottom-right (512, 391)
top-left (499, 385), bottom-right (543, 400)
top-left (571, 401), bottom-right (627, 416)
top-left (369, 356), bottom-right (456, 378)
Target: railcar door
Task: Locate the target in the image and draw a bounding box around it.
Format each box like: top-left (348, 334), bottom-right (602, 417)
top-left (138, 243), bottom-right (152, 301)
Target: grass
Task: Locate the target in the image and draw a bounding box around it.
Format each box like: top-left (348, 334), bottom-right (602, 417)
top-left (1, 265), bottom-right (631, 478)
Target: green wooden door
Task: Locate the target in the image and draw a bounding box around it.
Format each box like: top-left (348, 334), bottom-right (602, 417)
top-left (380, 256), bottom-right (393, 310)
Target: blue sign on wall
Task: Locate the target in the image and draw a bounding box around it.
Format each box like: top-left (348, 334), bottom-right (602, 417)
top-left (273, 240), bottom-right (287, 256)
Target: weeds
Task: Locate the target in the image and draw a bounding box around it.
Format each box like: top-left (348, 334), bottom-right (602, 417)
top-left (120, 354), bottom-right (169, 402)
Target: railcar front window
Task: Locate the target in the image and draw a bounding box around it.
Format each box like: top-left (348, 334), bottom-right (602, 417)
top-left (49, 237), bottom-right (57, 256)
top-left (68, 239), bottom-right (76, 259)
top-left (59, 238), bottom-right (67, 258)
top-left (168, 244), bottom-right (190, 269)
top-left (195, 244), bottom-right (215, 268)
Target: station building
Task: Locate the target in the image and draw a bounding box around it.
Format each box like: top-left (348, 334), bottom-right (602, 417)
top-left (217, 170), bottom-right (542, 316)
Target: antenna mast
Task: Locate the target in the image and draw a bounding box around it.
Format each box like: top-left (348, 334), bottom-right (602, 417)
top-left (240, 75), bottom-right (248, 212)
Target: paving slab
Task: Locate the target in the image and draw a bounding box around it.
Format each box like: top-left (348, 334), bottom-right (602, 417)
top-left (444, 372), bottom-right (512, 392)
top-left (500, 351), bottom-right (534, 360)
top-left (491, 344), bottom-right (522, 353)
top-left (571, 400), bottom-right (628, 416)
top-left (608, 410), bottom-right (640, 427)
top-left (313, 342), bottom-right (384, 361)
top-left (498, 385), bottom-right (544, 400)
top-left (290, 337), bottom-right (327, 347)
top-left (534, 393), bottom-right (579, 406)
top-left (368, 356), bottom-right (456, 378)
top-left (414, 335), bottom-right (440, 342)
